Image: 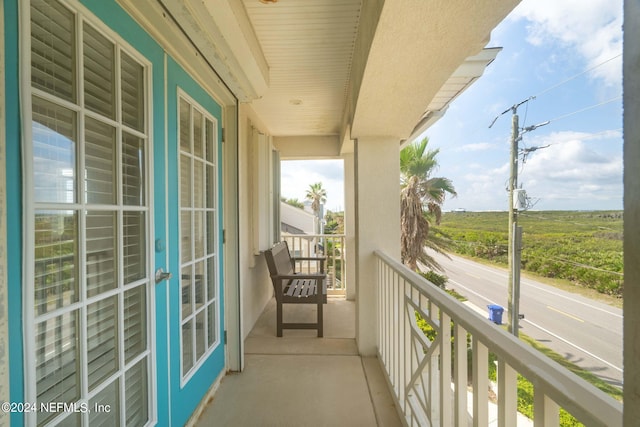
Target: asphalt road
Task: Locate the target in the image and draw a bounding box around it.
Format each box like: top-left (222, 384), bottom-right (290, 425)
top-left (431, 251), bottom-right (623, 388)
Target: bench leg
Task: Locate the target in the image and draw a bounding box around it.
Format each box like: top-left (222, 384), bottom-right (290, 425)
top-left (277, 301), bottom-right (283, 337)
top-left (317, 299), bottom-right (323, 338)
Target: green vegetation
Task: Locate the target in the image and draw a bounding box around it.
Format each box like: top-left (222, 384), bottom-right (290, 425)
top-left (485, 332), bottom-right (623, 426)
top-left (400, 138), bottom-right (457, 271)
top-left (281, 197), bottom-right (304, 209)
top-left (439, 211), bottom-right (623, 296)
top-left (324, 210), bottom-right (344, 234)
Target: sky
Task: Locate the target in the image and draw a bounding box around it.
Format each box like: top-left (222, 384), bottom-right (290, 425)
top-left (281, 0), bottom-right (623, 212)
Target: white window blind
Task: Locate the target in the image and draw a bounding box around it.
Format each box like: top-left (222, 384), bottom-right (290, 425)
top-left (28, 1), bottom-right (152, 425)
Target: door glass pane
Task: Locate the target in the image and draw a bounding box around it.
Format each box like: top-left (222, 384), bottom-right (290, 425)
top-left (194, 211), bottom-right (204, 260)
top-left (121, 52), bottom-right (145, 132)
top-left (123, 212), bottom-right (146, 284)
top-left (193, 161), bottom-right (204, 208)
top-left (182, 321), bottom-right (193, 373)
top-left (206, 165), bottom-right (215, 209)
top-left (122, 132), bottom-right (145, 206)
top-left (125, 358), bottom-right (149, 427)
top-left (181, 266), bottom-right (193, 320)
top-left (206, 212), bottom-right (216, 256)
top-left (32, 97), bottom-right (77, 204)
top-left (86, 211), bottom-right (117, 297)
top-left (179, 99), bottom-right (190, 151)
top-left (124, 285), bottom-right (147, 363)
top-left (34, 211), bottom-right (78, 314)
top-left (193, 110), bottom-right (203, 158)
top-left (85, 118), bottom-right (116, 204)
top-left (205, 119), bottom-right (214, 163)
top-left (89, 379), bottom-right (120, 427)
top-left (83, 23), bottom-right (115, 118)
top-left (181, 212), bottom-right (192, 263)
top-left (180, 155), bottom-right (191, 207)
top-left (207, 305), bottom-right (216, 347)
top-left (196, 311), bottom-right (206, 360)
top-left (87, 296), bottom-right (118, 390)
top-left (31, 0), bottom-right (76, 102)
top-left (36, 310), bottom-right (79, 426)
top-left (194, 261), bottom-right (205, 307)
top-left (207, 257), bottom-right (216, 303)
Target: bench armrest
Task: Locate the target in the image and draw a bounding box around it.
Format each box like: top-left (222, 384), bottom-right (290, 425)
top-left (291, 256), bottom-right (326, 273)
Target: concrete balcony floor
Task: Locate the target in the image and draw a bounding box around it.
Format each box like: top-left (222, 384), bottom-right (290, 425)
top-left (194, 297), bottom-right (402, 426)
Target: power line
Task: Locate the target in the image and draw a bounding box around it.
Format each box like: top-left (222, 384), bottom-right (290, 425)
top-left (534, 53), bottom-right (622, 98)
top-left (518, 212), bottom-right (622, 232)
top-left (546, 96), bottom-right (622, 124)
top-left (542, 128), bottom-right (623, 147)
top-left (546, 256), bottom-right (624, 277)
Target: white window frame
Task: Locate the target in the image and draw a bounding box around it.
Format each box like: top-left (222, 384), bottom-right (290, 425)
top-left (20, 0), bottom-right (156, 425)
top-left (176, 89), bottom-right (221, 385)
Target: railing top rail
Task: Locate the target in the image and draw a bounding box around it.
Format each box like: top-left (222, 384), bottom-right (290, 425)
top-left (285, 234), bottom-right (346, 238)
top-left (374, 250), bottom-right (622, 426)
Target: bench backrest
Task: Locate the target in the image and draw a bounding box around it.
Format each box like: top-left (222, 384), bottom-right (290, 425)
top-left (264, 241), bottom-right (294, 279)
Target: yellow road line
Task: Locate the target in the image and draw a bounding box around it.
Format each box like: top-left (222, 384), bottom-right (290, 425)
top-left (547, 306), bottom-right (585, 323)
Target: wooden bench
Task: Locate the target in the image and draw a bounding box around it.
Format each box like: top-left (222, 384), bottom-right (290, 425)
top-left (264, 241), bottom-right (327, 337)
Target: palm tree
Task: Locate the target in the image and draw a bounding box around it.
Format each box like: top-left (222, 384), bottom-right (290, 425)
top-left (305, 182), bottom-right (327, 218)
top-left (400, 137), bottom-right (457, 271)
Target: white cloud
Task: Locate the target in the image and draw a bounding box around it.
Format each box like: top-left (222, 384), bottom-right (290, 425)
top-left (517, 133), bottom-right (622, 208)
top-left (280, 160), bottom-right (345, 211)
top-left (456, 142), bottom-right (496, 152)
top-left (510, 0), bottom-right (622, 87)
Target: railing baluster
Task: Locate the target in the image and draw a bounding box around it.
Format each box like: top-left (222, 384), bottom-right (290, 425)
top-left (473, 337), bottom-right (489, 427)
top-left (440, 312), bottom-right (452, 427)
top-left (454, 323), bottom-right (468, 426)
top-left (498, 358), bottom-right (517, 427)
top-left (534, 389), bottom-right (559, 427)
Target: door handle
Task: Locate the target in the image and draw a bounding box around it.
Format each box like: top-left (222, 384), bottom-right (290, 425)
top-left (155, 268), bottom-right (173, 284)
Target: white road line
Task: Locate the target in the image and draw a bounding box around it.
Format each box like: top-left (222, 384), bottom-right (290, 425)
top-left (522, 318), bottom-right (623, 373)
top-left (450, 278), bottom-right (623, 375)
top-left (444, 255), bottom-right (622, 319)
top-left (521, 280), bottom-right (622, 319)
top-left (448, 278), bottom-right (500, 307)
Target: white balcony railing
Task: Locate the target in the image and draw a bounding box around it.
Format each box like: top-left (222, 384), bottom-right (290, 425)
top-left (375, 250), bottom-right (622, 426)
top-left (283, 234), bottom-right (346, 294)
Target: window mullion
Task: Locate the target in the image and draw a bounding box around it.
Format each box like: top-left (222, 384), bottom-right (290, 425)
top-left (114, 45), bottom-right (128, 427)
top-left (76, 14), bottom-right (91, 427)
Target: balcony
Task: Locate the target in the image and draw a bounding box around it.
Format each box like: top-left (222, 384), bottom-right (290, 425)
top-left (193, 250), bottom-right (622, 426)
top-left (193, 295), bottom-right (402, 426)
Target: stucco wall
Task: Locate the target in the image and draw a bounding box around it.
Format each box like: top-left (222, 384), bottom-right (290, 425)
top-left (354, 137), bottom-right (401, 355)
top-left (238, 104), bottom-right (273, 339)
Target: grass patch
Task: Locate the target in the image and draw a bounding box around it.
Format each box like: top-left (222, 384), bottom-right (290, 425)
top-left (488, 332), bottom-right (622, 426)
top-left (439, 210), bottom-right (623, 297)
top-left (519, 333), bottom-right (623, 401)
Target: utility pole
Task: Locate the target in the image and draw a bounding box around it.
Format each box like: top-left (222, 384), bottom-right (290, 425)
top-left (507, 109), bottom-right (519, 336)
top-left (491, 98), bottom-right (548, 337)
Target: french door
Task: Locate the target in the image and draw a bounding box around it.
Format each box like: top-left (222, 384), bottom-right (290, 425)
top-left (26, 0), bottom-right (153, 425)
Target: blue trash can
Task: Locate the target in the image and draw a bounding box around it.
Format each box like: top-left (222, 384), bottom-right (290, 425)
top-left (487, 304), bottom-right (504, 325)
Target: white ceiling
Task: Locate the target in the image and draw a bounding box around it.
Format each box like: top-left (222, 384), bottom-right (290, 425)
top-left (144, 0), bottom-right (516, 146)
top-left (241, 0), bottom-right (362, 136)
